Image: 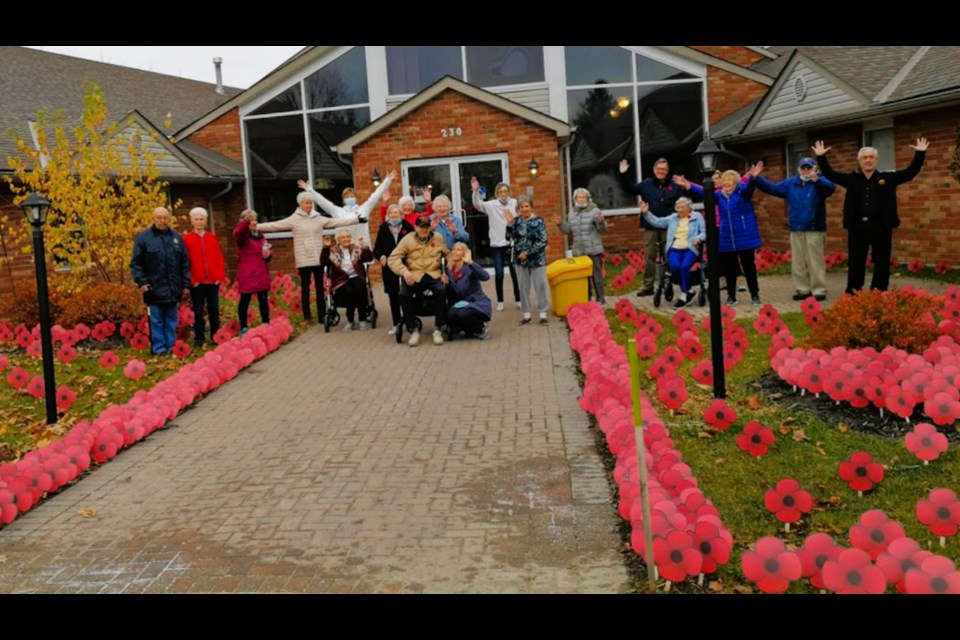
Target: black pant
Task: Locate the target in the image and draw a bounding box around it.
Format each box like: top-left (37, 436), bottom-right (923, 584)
top-left (298, 266), bottom-right (325, 321)
top-left (448, 306), bottom-right (487, 335)
top-left (387, 291), bottom-right (403, 327)
top-left (847, 223), bottom-right (893, 294)
top-left (721, 250), bottom-right (759, 299)
top-left (238, 291), bottom-right (270, 329)
top-left (399, 275), bottom-right (447, 333)
top-left (340, 278), bottom-right (368, 323)
top-left (190, 283), bottom-right (220, 344)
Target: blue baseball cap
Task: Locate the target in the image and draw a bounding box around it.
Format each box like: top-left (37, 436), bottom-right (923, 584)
top-left (798, 157), bottom-right (816, 168)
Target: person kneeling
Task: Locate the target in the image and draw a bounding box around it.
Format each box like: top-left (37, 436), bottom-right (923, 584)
top-left (388, 216), bottom-right (450, 347)
top-left (321, 230), bottom-right (374, 331)
top-left (445, 242), bottom-right (491, 340)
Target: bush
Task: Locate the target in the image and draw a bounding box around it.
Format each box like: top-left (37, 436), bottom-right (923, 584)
top-left (58, 282), bottom-right (145, 327)
top-left (807, 288), bottom-right (942, 353)
top-left (0, 278), bottom-right (66, 327)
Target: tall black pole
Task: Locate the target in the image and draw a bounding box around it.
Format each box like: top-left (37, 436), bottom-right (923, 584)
top-left (702, 179), bottom-right (726, 399)
top-left (32, 225), bottom-right (58, 424)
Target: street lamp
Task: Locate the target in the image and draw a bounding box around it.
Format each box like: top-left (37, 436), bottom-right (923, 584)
top-left (20, 193), bottom-right (58, 423)
top-left (693, 138), bottom-right (726, 399)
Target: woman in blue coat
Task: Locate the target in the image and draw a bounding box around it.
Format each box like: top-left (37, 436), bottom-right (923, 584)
top-left (444, 242), bottom-right (492, 340)
top-left (682, 167), bottom-right (763, 306)
top-left (639, 197), bottom-right (705, 309)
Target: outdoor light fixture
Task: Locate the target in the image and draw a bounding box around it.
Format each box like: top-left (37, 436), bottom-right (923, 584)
top-left (693, 138), bottom-right (726, 399)
top-left (19, 193), bottom-right (58, 423)
top-left (609, 108), bottom-right (619, 118)
top-left (529, 158), bottom-right (539, 176)
top-left (372, 169), bottom-right (381, 187)
top-left (617, 96), bottom-right (630, 109)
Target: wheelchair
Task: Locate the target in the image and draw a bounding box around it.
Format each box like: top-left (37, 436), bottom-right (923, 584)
top-left (322, 261), bottom-right (379, 333)
top-left (394, 258), bottom-right (452, 344)
top-left (653, 240), bottom-right (707, 310)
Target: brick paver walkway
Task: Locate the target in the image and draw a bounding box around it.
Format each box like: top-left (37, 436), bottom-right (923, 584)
top-left (0, 279), bottom-right (629, 594)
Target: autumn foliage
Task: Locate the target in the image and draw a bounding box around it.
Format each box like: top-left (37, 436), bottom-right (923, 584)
top-left (807, 288), bottom-right (943, 354)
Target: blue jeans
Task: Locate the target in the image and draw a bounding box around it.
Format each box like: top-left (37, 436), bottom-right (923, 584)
top-left (148, 303), bottom-right (179, 354)
top-left (490, 246), bottom-right (519, 303)
top-left (667, 248), bottom-right (698, 294)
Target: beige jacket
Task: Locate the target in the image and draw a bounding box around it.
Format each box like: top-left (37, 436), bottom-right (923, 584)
top-left (388, 231), bottom-right (448, 282)
top-left (257, 210), bottom-right (358, 268)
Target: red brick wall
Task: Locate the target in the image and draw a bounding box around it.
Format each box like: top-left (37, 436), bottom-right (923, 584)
top-left (726, 106), bottom-right (960, 264)
top-left (706, 66), bottom-right (769, 125)
top-left (353, 89), bottom-right (565, 272)
top-left (0, 191), bottom-right (35, 299)
top-left (184, 108), bottom-right (243, 164)
top-left (692, 46), bottom-right (765, 68)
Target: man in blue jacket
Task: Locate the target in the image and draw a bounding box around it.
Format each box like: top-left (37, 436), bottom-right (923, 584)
top-left (130, 207), bottom-right (191, 355)
top-left (754, 157), bottom-right (836, 301)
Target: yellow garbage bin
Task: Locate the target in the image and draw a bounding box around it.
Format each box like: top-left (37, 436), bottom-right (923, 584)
top-left (546, 255), bottom-right (594, 317)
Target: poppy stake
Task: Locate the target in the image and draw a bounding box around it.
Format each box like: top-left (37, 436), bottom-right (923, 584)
top-left (628, 338), bottom-right (657, 594)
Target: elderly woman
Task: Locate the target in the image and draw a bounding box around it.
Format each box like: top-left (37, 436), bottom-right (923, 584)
top-left (444, 242), bottom-right (491, 340)
top-left (233, 209), bottom-right (272, 334)
top-left (430, 195), bottom-right (470, 250)
top-left (552, 187), bottom-right (607, 305)
top-left (470, 177), bottom-right (521, 311)
top-left (374, 204), bottom-right (414, 335)
top-left (379, 185), bottom-right (433, 227)
top-left (256, 191), bottom-right (363, 323)
top-left (183, 207), bottom-right (226, 347)
top-left (321, 229), bottom-right (375, 332)
top-left (507, 195), bottom-right (550, 325)
top-left (298, 170), bottom-right (397, 247)
top-left (639, 197), bottom-right (705, 309)
top-left (682, 167), bottom-right (763, 306)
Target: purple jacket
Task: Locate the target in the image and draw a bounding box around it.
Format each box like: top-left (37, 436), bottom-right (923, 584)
top-left (233, 219), bottom-right (272, 294)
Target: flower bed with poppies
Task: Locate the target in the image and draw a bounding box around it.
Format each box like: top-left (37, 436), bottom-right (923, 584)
top-left (569, 294), bottom-right (960, 593)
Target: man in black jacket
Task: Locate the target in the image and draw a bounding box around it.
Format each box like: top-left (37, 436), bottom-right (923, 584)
top-left (619, 158), bottom-right (688, 296)
top-left (130, 207), bottom-right (191, 355)
top-left (813, 138), bottom-right (928, 294)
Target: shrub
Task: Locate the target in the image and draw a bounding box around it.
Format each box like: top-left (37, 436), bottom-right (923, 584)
top-left (807, 288), bottom-right (942, 354)
top-left (58, 283), bottom-right (145, 327)
top-left (0, 278), bottom-right (66, 327)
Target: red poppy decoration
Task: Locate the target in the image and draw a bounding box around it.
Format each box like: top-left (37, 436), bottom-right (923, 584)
top-left (123, 359), bottom-right (147, 381)
top-left (635, 336), bottom-right (657, 360)
top-left (905, 556), bottom-right (960, 594)
top-left (652, 530), bottom-right (703, 583)
top-left (822, 548), bottom-right (887, 594)
top-left (796, 533), bottom-right (844, 590)
top-left (849, 509), bottom-right (906, 560)
top-left (916, 488), bottom-right (960, 539)
top-left (56, 344), bottom-right (77, 364)
top-left (907, 259), bottom-right (925, 273)
top-left (0, 355), bottom-right (8, 373)
top-left (877, 537), bottom-right (935, 593)
top-left (924, 391), bottom-right (960, 426)
top-left (703, 398), bottom-right (737, 431)
top-left (99, 351), bottom-right (120, 369)
top-left (800, 297), bottom-right (822, 315)
top-left (838, 451), bottom-right (885, 493)
top-left (737, 421), bottom-right (775, 457)
top-left (56, 385), bottom-right (76, 411)
top-left (904, 422), bottom-right (949, 463)
top-left (693, 521), bottom-right (732, 575)
top-left (27, 375), bottom-right (45, 399)
top-left (6, 366), bottom-right (30, 389)
top-left (657, 378), bottom-right (688, 411)
top-left (691, 360), bottom-right (713, 386)
top-left (764, 478), bottom-right (813, 525)
top-left (26, 340), bottom-right (42, 358)
top-left (119, 321), bottom-right (135, 339)
top-left (213, 328), bottom-right (231, 345)
top-left (935, 260), bottom-right (952, 275)
top-left (172, 340), bottom-right (191, 360)
top-left (741, 537), bottom-right (802, 594)
top-left (129, 332), bottom-right (149, 351)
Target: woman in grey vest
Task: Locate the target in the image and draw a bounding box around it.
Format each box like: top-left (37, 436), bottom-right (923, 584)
top-left (552, 188), bottom-right (608, 304)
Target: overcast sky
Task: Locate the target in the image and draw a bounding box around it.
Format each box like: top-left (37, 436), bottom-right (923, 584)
top-left (25, 46), bottom-right (306, 90)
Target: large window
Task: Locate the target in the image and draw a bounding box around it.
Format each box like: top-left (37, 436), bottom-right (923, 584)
top-left (863, 126), bottom-right (895, 172)
top-left (386, 46), bottom-right (545, 95)
top-left (243, 48), bottom-right (371, 222)
top-left (565, 47), bottom-right (705, 214)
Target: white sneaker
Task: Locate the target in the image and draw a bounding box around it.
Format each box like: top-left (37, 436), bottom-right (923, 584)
top-left (387, 326), bottom-right (397, 336)
top-left (343, 321), bottom-right (358, 333)
top-left (515, 301), bottom-right (522, 310)
top-left (432, 330), bottom-right (444, 346)
top-left (358, 321), bottom-right (372, 331)
top-left (408, 331), bottom-right (420, 347)
top-left (497, 302), bottom-right (505, 312)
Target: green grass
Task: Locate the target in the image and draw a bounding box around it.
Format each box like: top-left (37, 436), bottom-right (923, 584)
top-left (604, 305), bottom-right (960, 592)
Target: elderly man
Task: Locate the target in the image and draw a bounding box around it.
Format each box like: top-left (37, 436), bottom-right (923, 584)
top-left (388, 216), bottom-right (450, 347)
top-left (754, 157), bottom-right (836, 301)
top-left (183, 207), bottom-right (226, 347)
top-left (619, 158), bottom-right (689, 296)
top-left (130, 207), bottom-right (190, 355)
top-left (813, 138), bottom-right (928, 294)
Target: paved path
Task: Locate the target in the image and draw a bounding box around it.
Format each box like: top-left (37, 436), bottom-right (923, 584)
top-left (0, 280), bottom-right (629, 594)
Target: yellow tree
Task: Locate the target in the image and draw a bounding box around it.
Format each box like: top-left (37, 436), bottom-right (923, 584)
top-left (4, 82), bottom-right (172, 290)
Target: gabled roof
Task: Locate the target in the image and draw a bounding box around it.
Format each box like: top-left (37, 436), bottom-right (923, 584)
top-left (333, 76), bottom-right (572, 155)
top-left (111, 111), bottom-right (209, 179)
top-left (0, 46), bottom-right (241, 168)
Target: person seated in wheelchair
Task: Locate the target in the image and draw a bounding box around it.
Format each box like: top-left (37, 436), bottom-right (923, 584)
top-left (444, 242), bottom-right (491, 340)
top-left (388, 216), bottom-right (450, 347)
top-left (639, 197), bottom-right (705, 309)
top-left (320, 229), bottom-right (375, 331)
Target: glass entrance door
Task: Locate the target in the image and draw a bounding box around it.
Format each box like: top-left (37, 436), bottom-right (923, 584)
top-left (402, 153), bottom-right (509, 267)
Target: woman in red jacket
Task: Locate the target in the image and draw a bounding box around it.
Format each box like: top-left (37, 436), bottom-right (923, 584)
top-left (183, 207), bottom-right (226, 347)
top-left (320, 229), bottom-right (375, 332)
top-left (233, 210), bottom-right (273, 335)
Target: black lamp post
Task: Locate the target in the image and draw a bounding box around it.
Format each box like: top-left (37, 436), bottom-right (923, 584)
top-left (21, 193), bottom-right (58, 424)
top-left (693, 138), bottom-right (726, 399)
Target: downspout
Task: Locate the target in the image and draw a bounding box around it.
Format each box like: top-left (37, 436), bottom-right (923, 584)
top-left (558, 129), bottom-right (577, 257)
top-left (207, 180), bottom-right (235, 233)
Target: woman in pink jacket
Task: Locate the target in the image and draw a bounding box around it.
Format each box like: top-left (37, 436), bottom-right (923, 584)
top-left (234, 210), bottom-right (273, 334)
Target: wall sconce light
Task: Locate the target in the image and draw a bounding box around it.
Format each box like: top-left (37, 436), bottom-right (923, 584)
top-left (617, 96), bottom-right (631, 109)
top-left (372, 169), bottom-right (381, 187)
top-left (529, 158), bottom-right (539, 176)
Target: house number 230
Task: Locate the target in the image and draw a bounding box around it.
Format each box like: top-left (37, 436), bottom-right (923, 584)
top-left (441, 127), bottom-right (463, 138)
